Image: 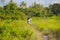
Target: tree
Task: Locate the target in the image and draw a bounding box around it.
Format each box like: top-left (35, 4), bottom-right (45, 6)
top-left (32, 1), bottom-right (36, 7)
top-left (31, 2), bottom-right (44, 17)
top-left (49, 3), bottom-right (60, 15)
top-left (9, 0), bottom-right (13, 3)
top-left (20, 1), bottom-right (27, 9)
top-left (42, 7), bottom-right (53, 17)
top-left (3, 3), bottom-right (16, 17)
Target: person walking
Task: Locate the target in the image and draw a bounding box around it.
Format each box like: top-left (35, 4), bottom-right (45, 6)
top-left (27, 17), bottom-right (31, 24)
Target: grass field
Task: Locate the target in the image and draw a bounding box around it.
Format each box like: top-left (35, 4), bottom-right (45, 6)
top-left (0, 16), bottom-right (60, 40)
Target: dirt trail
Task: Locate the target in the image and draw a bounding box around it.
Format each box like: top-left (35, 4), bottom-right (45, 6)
top-left (28, 24), bottom-right (57, 40)
top-left (29, 24), bottom-right (43, 40)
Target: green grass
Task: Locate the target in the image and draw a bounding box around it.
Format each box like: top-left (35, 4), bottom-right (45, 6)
top-left (0, 16), bottom-right (60, 40)
top-left (32, 16), bottom-right (60, 35)
top-left (0, 20), bottom-right (35, 40)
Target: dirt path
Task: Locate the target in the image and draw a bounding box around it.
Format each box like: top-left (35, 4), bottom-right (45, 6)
top-left (28, 24), bottom-right (57, 40)
top-left (29, 24), bottom-right (43, 40)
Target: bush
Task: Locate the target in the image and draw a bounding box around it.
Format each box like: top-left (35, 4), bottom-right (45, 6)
top-left (0, 20), bottom-right (34, 40)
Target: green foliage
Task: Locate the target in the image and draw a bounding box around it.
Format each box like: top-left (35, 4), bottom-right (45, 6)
top-left (49, 3), bottom-right (60, 15)
top-left (0, 1), bottom-right (60, 40)
top-left (0, 20), bottom-right (34, 40)
top-left (0, 2), bottom-right (60, 20)
top-left (20, 1), bottom-right (26, 9)
top-left (0, 3), bottom-right (27, 20)
top-left (32, 17), bottom-right (60, 36)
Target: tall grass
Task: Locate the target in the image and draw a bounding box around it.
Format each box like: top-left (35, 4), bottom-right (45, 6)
top-left (32, 16), bottom-right (60, 36)
top-left (0, 16), bottom-right (60, 40)
top-left (0, 20), bottom-right (35, 40)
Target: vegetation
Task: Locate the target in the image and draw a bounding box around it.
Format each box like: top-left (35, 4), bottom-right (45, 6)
top-left (0, 0), bottom-right (60, 40)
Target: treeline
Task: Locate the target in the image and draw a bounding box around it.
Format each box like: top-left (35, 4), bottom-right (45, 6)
top-left (0, 1), bottom-right (60, 20)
